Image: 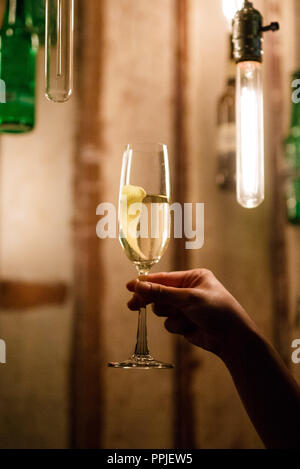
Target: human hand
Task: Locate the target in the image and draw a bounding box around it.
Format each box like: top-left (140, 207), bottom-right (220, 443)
top-left (127, 269), bottom-right (259, 360)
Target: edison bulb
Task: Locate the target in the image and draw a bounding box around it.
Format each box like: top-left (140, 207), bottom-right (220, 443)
top-left (236, 61), bottom-right (264, 208)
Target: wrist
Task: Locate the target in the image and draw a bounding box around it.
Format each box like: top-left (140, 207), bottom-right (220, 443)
top-left (220, 317), bottom-right (266, 367)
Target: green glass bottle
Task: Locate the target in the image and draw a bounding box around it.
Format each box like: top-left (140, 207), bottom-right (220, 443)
top-left (31, 0), bottom-right (46, 44)
top-left (284, 71), bottom-right (300, 225)
top-left (0, 0), bottom-right (38, 133)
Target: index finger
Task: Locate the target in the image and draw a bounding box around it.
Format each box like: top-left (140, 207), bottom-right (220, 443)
top-left (127, 271), bottom-right (192, 291)
top-left (134, 281), bottom-right (192, 306)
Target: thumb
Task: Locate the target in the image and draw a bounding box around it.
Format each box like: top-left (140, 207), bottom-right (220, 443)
top-left (135, 281), bottom-right (191, 306)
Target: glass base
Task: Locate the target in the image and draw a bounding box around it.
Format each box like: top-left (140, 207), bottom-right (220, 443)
top-left (108, 354), bottom-right (174, 369)
top-left (0, 122), bottom-right (34, 134)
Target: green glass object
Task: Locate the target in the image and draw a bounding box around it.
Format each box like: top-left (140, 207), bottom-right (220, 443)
top-left (284, 71), bottom-right (300, 225)
top-left (0, 0), bottom-right (39, 133)
top-left (31, 0), bottom-right (46, 44)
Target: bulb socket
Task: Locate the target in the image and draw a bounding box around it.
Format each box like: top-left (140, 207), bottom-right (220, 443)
top-left (232, 1), bottom-right (263, 63)
top-left (232, 1), bottom-right (279, 64)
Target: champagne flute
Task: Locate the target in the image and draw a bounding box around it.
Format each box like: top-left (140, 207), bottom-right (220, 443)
top-left (108, 143), bottom-right (174, 369)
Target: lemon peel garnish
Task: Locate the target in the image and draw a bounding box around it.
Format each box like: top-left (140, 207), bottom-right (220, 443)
top-left (120, 184), bottom-right (147, 259)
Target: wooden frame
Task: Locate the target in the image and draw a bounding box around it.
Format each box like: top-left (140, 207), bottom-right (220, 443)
top-left (173, 0), bottom-right (197, 450)
top-left (266, 0), bottom-right (291, 366)
top-left (70, 0), bottom-right (105, 449)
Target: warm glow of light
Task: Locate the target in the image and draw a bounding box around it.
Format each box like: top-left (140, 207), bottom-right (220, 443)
top-left (236, 61), bottom-right (264, 209)
top-left (240, 88), bottom-right (259, 195)
top-left (222, 0), bottom-right (244, 30)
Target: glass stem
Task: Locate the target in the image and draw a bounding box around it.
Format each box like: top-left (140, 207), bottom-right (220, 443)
top-left (134, 270), bottom-right (150, 357)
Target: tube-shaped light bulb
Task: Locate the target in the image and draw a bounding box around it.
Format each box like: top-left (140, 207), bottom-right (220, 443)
top-left (45, 0), bottom-right (74, 103)
top-left (236, 61), bottom-right (264, 208)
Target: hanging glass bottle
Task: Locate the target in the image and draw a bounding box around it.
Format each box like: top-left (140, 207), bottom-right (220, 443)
top-left (284, 70), bottom-right (300, 225)
top-left (0, 0), bottom-right (38, 133)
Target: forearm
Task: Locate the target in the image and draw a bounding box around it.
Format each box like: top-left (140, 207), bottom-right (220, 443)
top-left (222, 325), bottom-right (300, 449)
top-left (129, 269), bottom-right (300, 448)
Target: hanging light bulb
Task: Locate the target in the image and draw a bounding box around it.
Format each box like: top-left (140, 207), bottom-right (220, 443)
top-left (222, 0), bottom-right (244, 31)
top-left (45, 0), bottom-right (74, 103)
top-left (232, 1), bottom-right (279, 208)
top-left (236, 61), bottom-right (264, 208)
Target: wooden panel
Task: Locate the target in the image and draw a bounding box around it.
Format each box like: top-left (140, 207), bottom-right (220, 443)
top-left (0, 0), bottom-right (4, 27)
top-left (187, 0), bottom-right (267, 449)
top-left (0, 280), bottom-right (67, 310)
top-left (0, 55), bottom-right (74, 449)
top-left (173, 0), bottom-right (197, 450)
top-left (265, 0), bottom-right (292, 366)
top-left (70, 0), bottom-right (105, 449)
top-left (100, 0), bottom-right (175, 449)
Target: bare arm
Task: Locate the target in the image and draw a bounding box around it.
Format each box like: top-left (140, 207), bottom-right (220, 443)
top-left (127, 269), bottom-right (300, 449)
top-left (222, 325), bottom-right (300, 449)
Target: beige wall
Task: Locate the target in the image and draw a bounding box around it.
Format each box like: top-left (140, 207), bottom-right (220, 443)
top-left (184, 0), bottom-right (268, 449)
top-left (100, 0), bottom-right (176, 449)
top-left (0, 53), bottom-right (75, 448)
